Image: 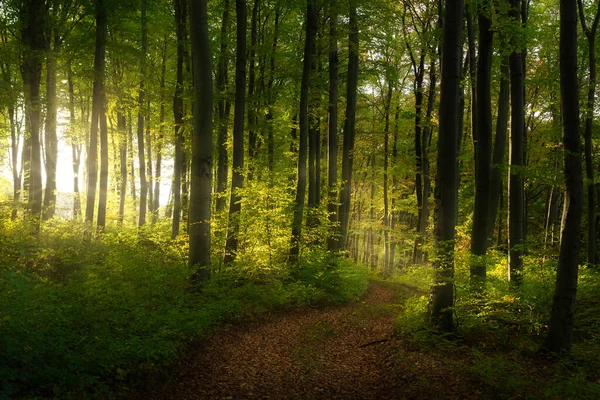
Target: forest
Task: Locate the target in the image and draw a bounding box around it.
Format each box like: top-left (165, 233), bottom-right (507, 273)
top-left (1, 0), bottom-right (600, 398)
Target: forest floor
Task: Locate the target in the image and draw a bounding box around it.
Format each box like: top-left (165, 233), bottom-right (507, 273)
top-left (132, 280), bottom-right (481, 400)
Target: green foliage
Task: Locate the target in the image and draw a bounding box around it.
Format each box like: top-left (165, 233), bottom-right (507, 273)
top-left (0, 217), bottom-right (368, 398)
top-left (392, 248), bottom-right (600, 399)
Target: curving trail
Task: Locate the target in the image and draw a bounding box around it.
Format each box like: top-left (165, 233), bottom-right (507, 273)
top-left (142, 281), bottom-right (473, 400)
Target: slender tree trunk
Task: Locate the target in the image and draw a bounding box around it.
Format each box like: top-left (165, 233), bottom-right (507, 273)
top-left (470, 3), bottom-right (494, 284)
top-left (9, 106), bottom-right (22, 221)
top-left (508, 0), bottom-right (525, 285)
top-left (390, 102), bottom-right (400, 270)
top-left (327, 0), bottom-right (339, 250)
top-left (545, 0), bottom-right (583, 353)
top-left (577, 0), bottom-right (600, 265)
top-left (466, 6), bottom-right (478, 147)
top-left (429, 0), bottom-right (463, 332)
top-left (247, 0), bottom-right (259, 180)
top-left (290, 0), bottom-right (316, 260)
top-left (224, 0), bottom-right (247, 263)
top-left (117, 112), bottom-right (127, 223)
top-left (383, 82), bottom-right (392, 274)
top-left (266, 10), bottom-right (279, 173)
top-left (43, 35), bottom-right (58, 220)
top-left (172, 0), bottom-right (186, 238)
top-left (146, 101), bottom-right (153, 216)
top-left (97, 92), bottom-right (108, 230)
top-left (216, 0), bottom-right (231, 212)
top-left (153, 41), bottom-right (167, 220)
top-left (20, 0), bottom-right (45, 230)
top-left (487, 57), bottom-right (509, 241)
top-left (68, 65), bottom-right (82, 221)
top-left (85, 0), bottom-right (107, 231)
top-left (137, 0), bottom-right (148, 227)
top-left (337, 0), bottom-right (359, 251)
top-left (412, 57), bottom-right (425, 264)
top-left (188, 0), bottom-right (213, 279)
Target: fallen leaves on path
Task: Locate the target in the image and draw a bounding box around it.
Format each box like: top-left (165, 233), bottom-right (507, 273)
top-left (139, 281), bottom-right (475, 400)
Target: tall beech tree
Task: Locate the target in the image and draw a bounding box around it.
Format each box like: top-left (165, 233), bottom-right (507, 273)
top-left (508, 0), bottom-right (525, 284)
top-left (172, 0), bottom-right (186, 238)
top-left (85, 0), bottom-right (107, 230)
top-left (20, 0), bottom-right (46, 229)
top-left (215, 0), bottom-right (232, 213)
top-left (577, 0), bottom-right (600, 265)
top-left (470, 1), bottom-right (494, 284)
top-left (188, 0), bottom-right (213, 279)
top-left (137, 0), bottom-right (149, 226)
top-left (327, 0), bottom-right (339, 250)
top-left (337, 0), bottom-right (359, 251)
top-left (430, 0), bottom-right (463, 332)
top-left (487, 57), bottom-right (509, 242)
top-left (544, 0), bottom-right (583, 353)
top-left (290, 0), bottom-right (316, 259)
top-left (223, 0), bottom-right (247, 263)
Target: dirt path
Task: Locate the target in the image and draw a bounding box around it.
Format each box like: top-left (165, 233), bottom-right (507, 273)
top-left (143, 281), bottom-right (472, 399)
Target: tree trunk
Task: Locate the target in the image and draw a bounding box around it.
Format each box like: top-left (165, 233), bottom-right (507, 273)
top-left (216, 0), bottom-right (231, 212)
top-left (153, 40), bottom-right (167, 220)
top-left (337, 0), bottom-right (359, 251)
top-left (545, 0), bottom-right (583, 353)
top-left (20, 0), bottom-right (45, 230)
top-left (137, 0), bottom-right (148, 227)
top-left (508, 0), bottom-right (525, 285)
top-left (429, 0), bottom-right (463, 332)
top-left (43, 35), bottom-right (58, 220)
top-left (577, 0), bottom-right (600, 265)
top-left (172, 0), bottom-right (186, 238)
top-left (470, 3), bottom-right (494, 284)
top-left (96, 92), bottom-right (108, 230)
top-left (247, 0), bottom-right (259, 180)
top-left (224, 0), bottom-right (247, 263)
top-left (290, 0), bottom-right (316, 260)
top-left (383, 82), bottom-right (393, 275)
top-left (266, 10), bottom-right (279, 173)
top-left (85, 0), bottom-right (107, 231)
top-left (117, 111), bottom-right (127, 223)
top-left (327, 0), bottom-right (339, 250)
top-left (487, 57), bottom-right (509, 242)
top-left (188, 0), bottom-right (213, 279)
top-left (146, 100), bottom-right (153, 217)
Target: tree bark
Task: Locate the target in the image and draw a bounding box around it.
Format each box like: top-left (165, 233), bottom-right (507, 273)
top-left (545, 0), bottom-right (583, 353)
top-left (470, 3), bottom-right (494, 284)
top-left (290, 0), bottom-right (316, 260)
top-left (20, 0), bottom-right (46, 230)
top-left (487, 57), bottom-right (509, 242)
top-left (247, 0), bottom-right (259, 180)
top-left (43, 28), bottom-right (58, 220)
top-left (508, 0), bottom-right (525, 285)
top-left (137, 0), bottom-right (148, 227)
top-left (429, 0), bottom-right (463, 332)
top-left (224, 0), bottom-right (247, 263)
top-left (85, 0), bottom-right (107, 231)
top-left (188, 0), bottom-right (213, 279)
top-left (337, 0), bottom-right (359, 251)
top-left (327, 0), bottom-right (339, 250)
top-left (216, 0), bottom-right (232, 212)
top-left (577, 0), bottom-right (600, 265)
top-left (172, 0), bottom-right (186, 238)
top-left (153, 40), bottom-right (167, 220)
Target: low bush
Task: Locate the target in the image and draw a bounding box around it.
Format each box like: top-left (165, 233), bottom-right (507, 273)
top-left (0, 219), bottom-right (368, 399)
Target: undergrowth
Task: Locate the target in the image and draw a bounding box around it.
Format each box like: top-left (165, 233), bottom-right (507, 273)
top-left (0, 217), bottom-right (368, 399)
top-left (392, 250), bottom-right (600, 399)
